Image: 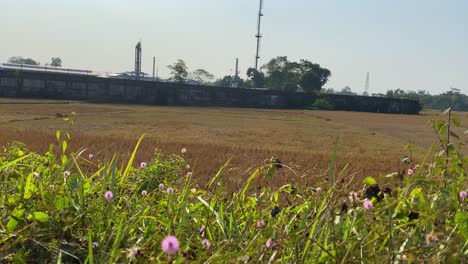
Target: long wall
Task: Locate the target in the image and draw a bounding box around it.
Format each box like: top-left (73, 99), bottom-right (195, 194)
top-left (0, 70), bottom-right (421, 114)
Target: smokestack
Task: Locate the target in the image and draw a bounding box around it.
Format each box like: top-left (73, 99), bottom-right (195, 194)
top-left (153, 57), bottom-right (155, 80)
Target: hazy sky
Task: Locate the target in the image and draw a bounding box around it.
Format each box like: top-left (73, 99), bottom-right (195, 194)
top-left (1, 0), bottom-right (467, 94)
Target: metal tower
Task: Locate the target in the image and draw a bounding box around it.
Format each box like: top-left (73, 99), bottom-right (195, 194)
top-left (254, 0), bottom-right (264, 70)
top-left (364, 72), bottom-right (370, 96)
top-left (134, 41), bottom-right (142, 80)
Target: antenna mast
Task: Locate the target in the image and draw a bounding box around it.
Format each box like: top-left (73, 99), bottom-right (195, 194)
top-left (254, 0), bottom-right (264, 70)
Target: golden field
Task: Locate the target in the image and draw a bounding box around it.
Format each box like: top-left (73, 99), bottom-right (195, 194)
top-left (1, 98), bottom-right (466, 190)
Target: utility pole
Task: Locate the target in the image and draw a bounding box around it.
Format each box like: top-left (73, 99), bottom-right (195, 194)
top-left (254, 0), bottom-right (264, 70)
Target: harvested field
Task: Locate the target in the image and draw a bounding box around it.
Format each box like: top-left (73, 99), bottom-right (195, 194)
top-left (0, 98), bottom-right (465, 190)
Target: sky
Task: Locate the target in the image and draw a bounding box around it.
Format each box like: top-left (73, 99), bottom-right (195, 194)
top-left (1, 0), bottom-right (467, 95)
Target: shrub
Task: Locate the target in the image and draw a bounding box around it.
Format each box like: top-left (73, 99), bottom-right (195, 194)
top-left (311, 98), bottom-right (334, 110)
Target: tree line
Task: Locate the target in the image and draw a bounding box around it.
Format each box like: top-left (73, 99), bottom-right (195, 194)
top-left (326, 86), bottom-right (468, 111)
top-left (7, 56), bottom-right (62, 67)
top-left (384, 88), bottom-right (468, 111)
top-left (167, 56), bottom-right (331, 93)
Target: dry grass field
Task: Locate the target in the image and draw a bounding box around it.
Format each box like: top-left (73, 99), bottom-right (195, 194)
top-left (1, 98), bottom-right (467, 190)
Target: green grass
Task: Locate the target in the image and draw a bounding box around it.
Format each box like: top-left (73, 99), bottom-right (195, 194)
top-left (0, 111), bottom-right (468, 263)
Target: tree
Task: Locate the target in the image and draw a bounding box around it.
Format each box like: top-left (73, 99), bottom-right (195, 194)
top-left (260, 56), bottom-right (331, 93)
top-left (246, 68), bottom-right (265, 88)
top-left (8, 56), bottom-right (39, 65)
top-left (50, 57), bottom-right (62, 67)
top-left (190, 69), bottom-right (214, 84)
top-left (298, 60), bottom-right (331, 92)
top-left (167, 59), bottom-right (189, 82)
top-left (213, 75), bottom-right (246, 87)
top-left (214, 75), bottom-right (233, 87)
top-left (340, 86), bottom-right (356, 95)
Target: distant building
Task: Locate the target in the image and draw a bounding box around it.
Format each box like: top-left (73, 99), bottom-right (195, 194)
top-left (0, 63), bottom-right (98, 76)
top-left (108, 71), bottom-right (159, 81)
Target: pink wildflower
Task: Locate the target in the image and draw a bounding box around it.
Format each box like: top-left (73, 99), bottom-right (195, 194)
top-left (363, 200), bottom-right (373, 210)
top-left (460, 191), bottom-right (467, 200)
top-left (161, 235), bottom-right (179, 255)
top-left (181, 148), bottom-right (187, 154)
top-left (265, 238), bottom-right (274, 249)
top-left (140, 162), bottom-right (147, 169)
top-left (201, 239), bottom-right (211, 249)
top-left (425, 233), bottom-right (435, 245)
top-left (200, 225), bottom-right (206, 237)
top-left (186, 164), bottom-right (191, 170)
top-left (88, 153), bottom-right (94, 159)
top-left (315, 187), bottom-right (322, 192)
top-left (257, 220), bottom-right (266, 228)
top-left (141, 190), bottom-right (148, 196)
top-left (167, 187), bottom-right (174, 195)
top-left (92, 242), bottom-right (99, 248)
top-left (407, 168), bottom-right (414, 176)
top-left (187, 172), bottom-right (193, 177)
top-left (159, 183), bottom-right (165, 190)
top-left (63, 170), bottom-right (71, 177)
top-left (127, 247), bottom-right (141, 259)
top-left (104, 191), bottom-right (113, 201)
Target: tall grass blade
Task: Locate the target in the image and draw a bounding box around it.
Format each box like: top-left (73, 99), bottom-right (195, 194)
top-left (207, 158), bottom-right (231, 189)
top-left (120, 134), bottom-right (145, 185)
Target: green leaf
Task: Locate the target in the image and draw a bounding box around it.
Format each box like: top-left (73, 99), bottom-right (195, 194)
top-left (363, 177), bottom-right (377, 186)
top-left (56, 130), bottom-right (61, 141)
top-left (61, 155), bottom-right (68, 165)
top-left (54, 196), bottom-right (70, 210)
top-left (6, 218), bottom-right (18, 232)
top-left (433, 120), bottom-right (445, 132)
top-left (12, 208), bottom-right (25, 219)
top-left (410, 188), bottom-right (422, 198)
top-left (455, 212), bottom-right (468, 239)
top-left (452, 117), bottom-right (461, 127)
top-left (273, 192), bottom-right (279, 203)
top-left (62, 140), bottom-right (68, 153)
top-left (32, 211), bottom-right (49, 223)
top-left (24, 173), bottom-right (36, 199)
top-left (438, 124), bottom-right (448, 136)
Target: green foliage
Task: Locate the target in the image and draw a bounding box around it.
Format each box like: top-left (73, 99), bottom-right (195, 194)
top-left (1, 114), bottom-right (467, 262)
top-left (214, 75), bottom-right (246, 88)
top-left (50, 57), bottom-right (62, 67)
top-left (310, 98), bottom-right (334, 110)
top-left (247, 67), bottom-right (266, 88)
top-left (261, 56), bottom-right (331, 93)
top-left (7, 56), bottom-right (40, 65)
top-left (167, 59), bottom-right (189, 82)
top-left (385, 88), bottom-right (468, 111)
top-left (190, 68), bottom-right (214, 84)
